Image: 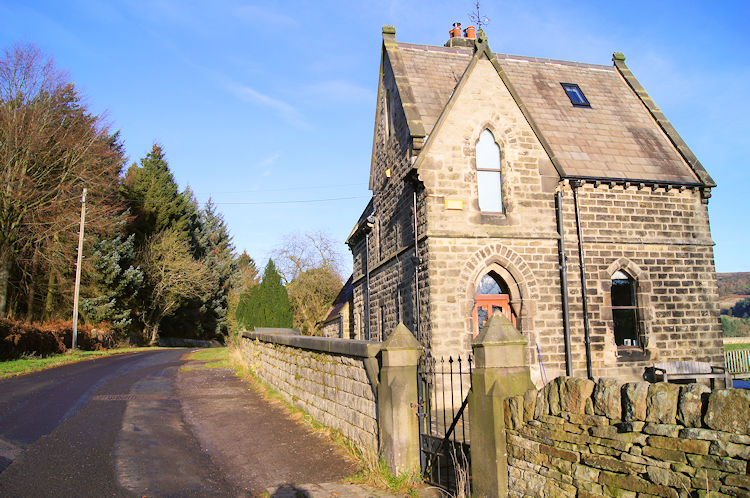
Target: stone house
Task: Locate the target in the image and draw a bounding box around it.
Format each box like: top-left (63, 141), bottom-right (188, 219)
top-left (344, 25), bottom-right (724, 385)
top-left (319, 276), bottom-right (354, 338)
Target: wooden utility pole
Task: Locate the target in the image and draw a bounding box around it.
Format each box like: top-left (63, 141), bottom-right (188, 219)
top-left (71, 188), bottom-right (87, 350)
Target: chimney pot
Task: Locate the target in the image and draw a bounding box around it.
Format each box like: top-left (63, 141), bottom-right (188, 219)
top-left (451, 22), bottom-right (462, 38)
top-left (465, 26), bottom-right (476, 39)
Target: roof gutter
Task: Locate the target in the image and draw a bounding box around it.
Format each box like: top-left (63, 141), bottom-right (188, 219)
top-left (564, 175), bottom-right (703, 189)
top-left (563, 174), bottom-right (712, 204)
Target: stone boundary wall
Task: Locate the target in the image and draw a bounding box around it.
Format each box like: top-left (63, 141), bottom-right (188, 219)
top-left (504, 376), bottom-right (750, 497)
top-left (240, 331), bottom-right (381, 453)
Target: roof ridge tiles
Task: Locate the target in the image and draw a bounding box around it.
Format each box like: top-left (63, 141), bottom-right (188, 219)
top-left (396, 40), bottom-right (613, 70)
top-left (397, 41), bottom-right (473, 54)
top-left (494, 53), bottom-right (612, 70)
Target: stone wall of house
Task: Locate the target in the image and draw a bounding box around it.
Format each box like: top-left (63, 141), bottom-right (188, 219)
top-left (559, 183), bottom-right (724, 381)
top-left (349, 46), bottom-right (431, 345)
top-left (320, 317), bottom-right (339, 338)
top-left (402, 56), bottom-right (723, 384)
top-left (320, 302), bottom-right (354, 339)
top-left (504, 377), bottom-right (750, 497)
top-left (350, 53), bottom-right (723, 386)
top-left (240, 332), bottom-right (379, 452)
top-left (415, 57), bottom-right (565, 381)
top-left (350, 236), bottom-right (367, 339)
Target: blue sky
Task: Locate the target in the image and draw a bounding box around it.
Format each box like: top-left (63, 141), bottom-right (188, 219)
top-left (1, 1), bottom-right (748, 273)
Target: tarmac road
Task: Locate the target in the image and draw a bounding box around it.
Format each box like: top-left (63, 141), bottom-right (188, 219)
top-left (0, 349), bottom-right (364, 497)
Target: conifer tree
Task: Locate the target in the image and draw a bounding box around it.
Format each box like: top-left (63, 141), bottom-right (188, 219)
top-left (227, 251), bottom-right (259, 333)
top-left (237, 259), bottom-right (292, 330)
top-left (122, 144), bottom-right (194, 243)
top-left (192, 199), bottom-right (236, 337)
top-left (80, 234), bottom-right (144, 332)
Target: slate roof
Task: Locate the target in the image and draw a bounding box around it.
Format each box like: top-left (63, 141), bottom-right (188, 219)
top-left (389, 39), bottom-right (711, 185)
top-left (345, 198), bottom-right (374, 245)
top-left (397, 43), bottom-right (472, 133)
top-left (321, 275), bottom-right (353, 324)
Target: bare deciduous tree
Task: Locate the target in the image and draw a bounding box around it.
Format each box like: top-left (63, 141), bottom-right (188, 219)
top-left (139, 228), bottom-right (213, 344)
top-left (272, 231), bottom-right (344, 284)
top-left (273, 231), bottom-right (344, 335)
top-left (287, 266), bottom-right (342, 335)
top-left (0, 43), bottom-right (124, 318)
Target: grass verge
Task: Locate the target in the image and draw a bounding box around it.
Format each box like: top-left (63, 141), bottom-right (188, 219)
top-left (0, 347), bottom-right (162, 380)
top-left (348, 454), bottom-right (423, 497)
top-left (182, 347), bottom-right (232, 369)
top-left (724, 342), bottom-right (750, 351)
top-left (223, 345), bottom-right (423, 497)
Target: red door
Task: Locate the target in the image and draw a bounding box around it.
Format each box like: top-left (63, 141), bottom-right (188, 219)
top-left (472, 294), bottom-right (516, 337)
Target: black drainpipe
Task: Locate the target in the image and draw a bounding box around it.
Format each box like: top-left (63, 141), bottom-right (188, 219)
top-left (571, 180), bottom-right (593, 380)
top-left (410, 180), bottom-right (426, 475)
top-left (412, 189), bottom-right (421, 341)
top-left (364, 216), bottom-right (375, 341)
top-left (555, 189), bottom-right (573, 376)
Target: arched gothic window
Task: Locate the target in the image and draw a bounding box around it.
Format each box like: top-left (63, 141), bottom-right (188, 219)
top-left (472, 271), bottom-right (517, 336)
top-left (611, 270), bottom-right (640, 347)
top-left (476, 129), bottom-right (502, 212)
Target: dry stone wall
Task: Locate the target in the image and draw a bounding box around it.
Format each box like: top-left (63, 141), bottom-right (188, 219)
top-left (240, 333), bottom-right (379, 452)
top-left (505, 376), bottom-right (750, 497)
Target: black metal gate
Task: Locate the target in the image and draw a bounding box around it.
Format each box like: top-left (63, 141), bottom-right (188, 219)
top-left (417, 353), bottom-right (472, 494)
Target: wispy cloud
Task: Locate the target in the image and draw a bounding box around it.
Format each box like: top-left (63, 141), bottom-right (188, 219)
top-left (257, 152), bottom-right (281, 177)
top-left (121, 0), bottom-right (204, 32)
top-left (225, 82), bottom-right (310, 129)
top-left (303, 79), bottom-right (374, 103)
top-left (232, 4), bottom-right (297, 28)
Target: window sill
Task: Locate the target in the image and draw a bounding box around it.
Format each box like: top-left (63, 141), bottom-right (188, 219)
top-left (615, 346), bottom-right (650, 362)
top-left (479, 212), bottom-right (509, 226)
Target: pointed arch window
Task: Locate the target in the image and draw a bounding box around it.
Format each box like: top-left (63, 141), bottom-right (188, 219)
top-left (476, 129), bottom-right (503, 212)
top-left (611, 270), bottom-right (640, 347)
top-left (472, 271), bottom-right (517, 336)
top-left (384, 88), bottom-right (394, 139)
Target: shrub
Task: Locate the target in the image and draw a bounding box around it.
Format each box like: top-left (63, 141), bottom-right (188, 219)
top-left (0, 319), bottom-right (65, 360)
top-left (0, 319), bottom-right (115, 360)
top-left (721, 315), bottom-right (750, 338)
top-left (730, 297), bottom-right (750, 319)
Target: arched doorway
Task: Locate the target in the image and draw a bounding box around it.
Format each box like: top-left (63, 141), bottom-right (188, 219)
top-left (472, 271), bottom-right (517, 337)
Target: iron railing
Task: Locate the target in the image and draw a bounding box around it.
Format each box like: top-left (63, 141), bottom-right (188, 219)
top-left (418, 353), bottom-right (472, 494)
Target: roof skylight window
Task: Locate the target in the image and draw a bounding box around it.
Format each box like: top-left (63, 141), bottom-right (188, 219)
top-left (561, 83), bottom-right (590, 107)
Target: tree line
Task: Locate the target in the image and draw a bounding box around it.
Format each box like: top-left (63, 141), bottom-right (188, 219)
top-left (722, 297), bottom-right (750, 338)
top-left (0, 43), bottom-right (344, 346)
top-left (717, 272), bottom-right (750, 298)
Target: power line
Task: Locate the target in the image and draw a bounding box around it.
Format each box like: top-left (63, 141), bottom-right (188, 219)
top-left (191, 182), bottom-right (367, 195)
top-left (209, 196), bottom-right (368, 206)
top-left (83, 194), bottom-right (368, 205)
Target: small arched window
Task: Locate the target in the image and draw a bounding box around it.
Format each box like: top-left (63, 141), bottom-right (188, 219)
top-left (611, 270), bottom-right (640, 347)
top-left (472, 271), bottom-right (516, 336)
top-left (476, 129), bottom-right (502, 212)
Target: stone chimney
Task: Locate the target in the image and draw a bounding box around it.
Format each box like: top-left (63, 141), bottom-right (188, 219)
top-left (445, 22), bottom-right (476, 48)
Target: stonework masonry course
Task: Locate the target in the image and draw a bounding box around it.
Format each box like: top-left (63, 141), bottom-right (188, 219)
top-left (505, 376), bottom-right (750, 497)
top-left (349, 44), bottom-right (723, 387)
top-left (240, 337), bottom-right (378, 452)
